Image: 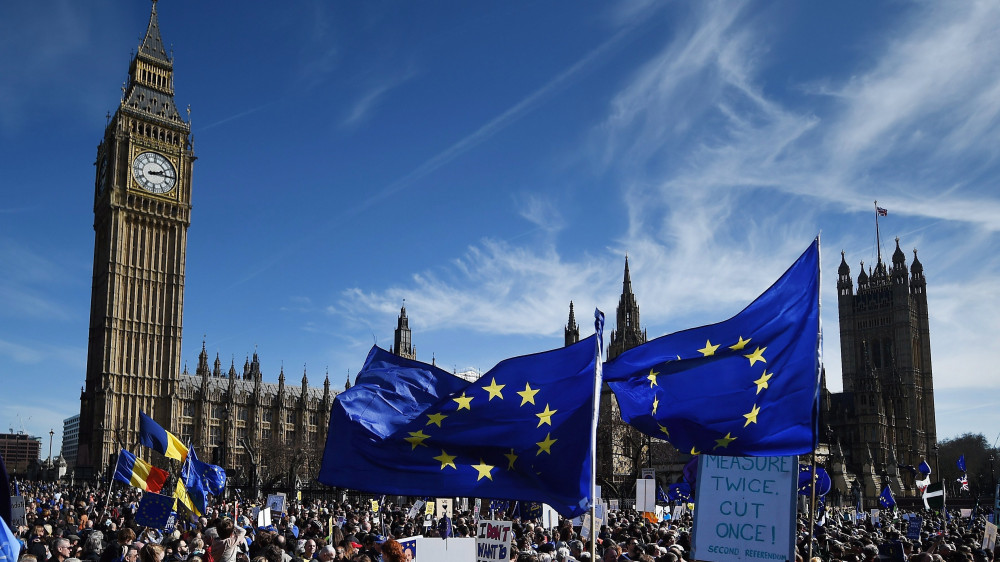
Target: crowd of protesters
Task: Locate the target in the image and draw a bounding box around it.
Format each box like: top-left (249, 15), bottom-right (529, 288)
top-left (6, 480), bottom-right (998, 562)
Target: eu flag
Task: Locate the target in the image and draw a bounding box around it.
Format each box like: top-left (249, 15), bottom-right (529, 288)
top-left (135, 492), bottom-right (175, 529)
top-left (187, 448), bottom-right (227, 496)
top-left (879, 486), bottom-right (896, 509)
top-left (603, 239), bottom-right (821, 456)
top-left (179, 454), bottom-right (208, 516)
top-left (957, 455), bottom-right (966, 473)
top-left (318, 316), bottom-right (603, 517)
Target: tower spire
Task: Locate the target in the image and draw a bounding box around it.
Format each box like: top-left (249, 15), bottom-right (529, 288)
top-left (138, 1), bottom-right (170, 64)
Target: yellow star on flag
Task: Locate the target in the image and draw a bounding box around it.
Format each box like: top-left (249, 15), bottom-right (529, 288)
top-left (434, 450), bottom-right (457, 470)
top-left (647, 368), bottom-right (659, 388)
top-left (517, 382), bottom-right (539, 406)
top-left (472, 459), bottom-right (495, 481)
top-left (426, 412), bottom-right (447, 427)
top-left (698, 340), bottom-right (720, 356)
top-left (452, 392), bottom-right (473, 410)
top-left (536, 433), bottom-right (557, 455)
top-left (536, 404), bottom-right (557, 427)
top-left (714, 433), bottom-right (737, 449)
top-left (482, 377), bottom-right (505, 401)
top-left (404, 430), bottom-right (430, 450)
top-left (652, 396), bottom-right (659, 415)
top-left (729, 336), bottom-right (751, 350)
top-left (690, 445), bottom-right (701, 455)
top-left (504, 449), bottom-right (518, 470)
top-left (743, 404), bottom-right (761, 427)
top-left (753, 370), bottom-right (773, 394)
top-left (744, 346), bottom-right (767, 367)
top-left (658, 424), bottom-right (670, 437)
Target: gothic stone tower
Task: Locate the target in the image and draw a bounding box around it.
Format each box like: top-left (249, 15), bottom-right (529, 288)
top-left (596, 257), bottom-right (649, 485)
top-left (391, 303), bottom-right (416, 360)
top-left (77, 2), bottom-right (194, 477)
top-left (831, 238), bottom-right (936, 490)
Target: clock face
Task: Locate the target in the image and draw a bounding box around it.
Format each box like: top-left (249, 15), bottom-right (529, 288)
top-left (132, 151), bottom-right (177, 194)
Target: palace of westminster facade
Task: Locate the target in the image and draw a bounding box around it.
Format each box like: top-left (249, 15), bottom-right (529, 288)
top-left (76, 4), bottom-right (938, 499)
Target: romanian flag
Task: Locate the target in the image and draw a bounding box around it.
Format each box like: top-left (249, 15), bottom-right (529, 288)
top-left (139, 411), bottom-right (188, 461)
top-left (113, 449), bottom-right (168, 493)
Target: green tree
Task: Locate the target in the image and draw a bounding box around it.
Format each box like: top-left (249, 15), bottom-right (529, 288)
top-left (938, 433), bottom-right (997, 497)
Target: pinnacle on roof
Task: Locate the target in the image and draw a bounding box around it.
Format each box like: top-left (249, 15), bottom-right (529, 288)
top-left (838, 250), bottom-right (850, 275)
top-left (892, 237), bottom-right (906, 264)
top-left (138, 1), bottom-right (171, 65)
top-left (623, 255), bottom-right (632, 293)
top-left (911, 248), bottom-right (924, 274)
top-left (567, 301), bottom-right (577, 328)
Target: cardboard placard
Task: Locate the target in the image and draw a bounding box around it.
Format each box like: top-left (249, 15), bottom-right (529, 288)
top-left (692, 455), bottom-right (797, 562)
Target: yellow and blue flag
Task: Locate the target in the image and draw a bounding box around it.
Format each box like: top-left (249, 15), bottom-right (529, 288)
top-left (139, 411), bottom-right (188, 462)
top-left (114, 449), bottom-right (169, 493)
top-left (135, 492), bottom-right (175, 529)
top-left (178, 453), bottom-right (208, 516)
top-left (603, 239), bottom-right (821, 457)
top-left (318, 311), bottom-right (604, 517)
top-left (173, 478), bottom-right (201, 517)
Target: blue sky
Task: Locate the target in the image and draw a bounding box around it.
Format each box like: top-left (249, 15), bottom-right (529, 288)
top-left (2, 1), bottom-right (999, 455)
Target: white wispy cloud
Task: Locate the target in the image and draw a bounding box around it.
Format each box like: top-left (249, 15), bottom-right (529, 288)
top-left (343, 66), bottom-right (418, 127)
top-left (332, 0), bottom-right (1000, 404)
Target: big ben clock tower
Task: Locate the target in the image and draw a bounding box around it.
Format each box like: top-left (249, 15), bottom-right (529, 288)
top-left (77, 1), bottom-right (194, 477)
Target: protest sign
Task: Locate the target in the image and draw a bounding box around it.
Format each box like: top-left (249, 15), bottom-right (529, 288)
top-left (437, 498), bottom-right (453, 519)
top-left (641, 468), bottom-right (656, 480)
top-left (541, 505), bottom-right (559, 529)
top-left (906, 518), bottom-right (922, 540)
top-left (407, 500), bottom-right (425, 520)
top-left (636, 478), bottom-right (656, 513)
top-left (960, 509), bottom-right (972, 518)
top-left (672, 505), bottom-right (684, 521)
top-left (609, 499), bottom-right (619, 511)
top-left (267, 493), bottom-right (286, 517)
top-left (984, 522), bottom-right (997, 551)
top-left (692, 455), bottom-right (797, 562)
top-left (476, 519), bottom-right (513, 562)
top-left (10, 496), bottom-right (26, 527)
top-left (871, 509), bottom-right (880, 525)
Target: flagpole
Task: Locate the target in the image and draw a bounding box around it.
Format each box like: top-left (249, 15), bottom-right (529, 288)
top-left (874, 201), bottom-right (882, 263)
top-left (808, 452), bottom-right (818, 562)
top-left (106, 449), bottom-right (121, 509)
top-left (589, 309), bottom-right (605, 562)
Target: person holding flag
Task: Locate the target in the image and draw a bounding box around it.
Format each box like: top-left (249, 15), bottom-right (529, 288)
top-left (878, 486), bottom-right (896, 510)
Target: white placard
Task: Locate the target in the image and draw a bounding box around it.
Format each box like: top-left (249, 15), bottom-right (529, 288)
top-left (437, 498), bottom-right (454, 519)
top-left (672, 505), bottom-right (684, 520)
top-left (609, 499), bottom-right (619, 511)
top-left (870, 509), bottom-right (880, 525)
top-left (255, 506), bottom-right (271, 527)
top-left (541, 505), bottom-right (559, 529)
top-left (984, 522), bottom-right (997, 551)
top-left (407, 500), bottom-right (425, 519)
top-left (475, 519), bottom-right (513, 562)
top-left (267, 493), bottom-right (286, 516)
top-left (691, 455), bottom-right (797, 562)
top-left (641, 468), bottom-right (656, 480)
top-left (636, 478), bottom-right (656, 512)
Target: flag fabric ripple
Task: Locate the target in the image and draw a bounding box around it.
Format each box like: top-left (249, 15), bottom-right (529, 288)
top-left (113, 449), bottom-right (168, 493)
top-left (319, 332), bottom-right (602, 517)
top-left (602, 239), bottom-right (822, 457)
top-left (139, 411), bottom-right (189, 462)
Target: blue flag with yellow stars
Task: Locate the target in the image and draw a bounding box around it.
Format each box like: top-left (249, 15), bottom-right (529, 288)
top-left (186, 448), bottom-right (227, 496)
top-left (603, 239), bottom-right (821, 457)
top-left (135, 492), bottom-right (175, 529)
top-left (318, 311), bottom-right (604, 517)
top-left (179, 453), bottom-right (208, 516)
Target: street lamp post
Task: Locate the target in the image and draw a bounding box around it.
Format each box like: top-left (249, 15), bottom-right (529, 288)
top-left (48, 429), bottom-right (54, 480)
